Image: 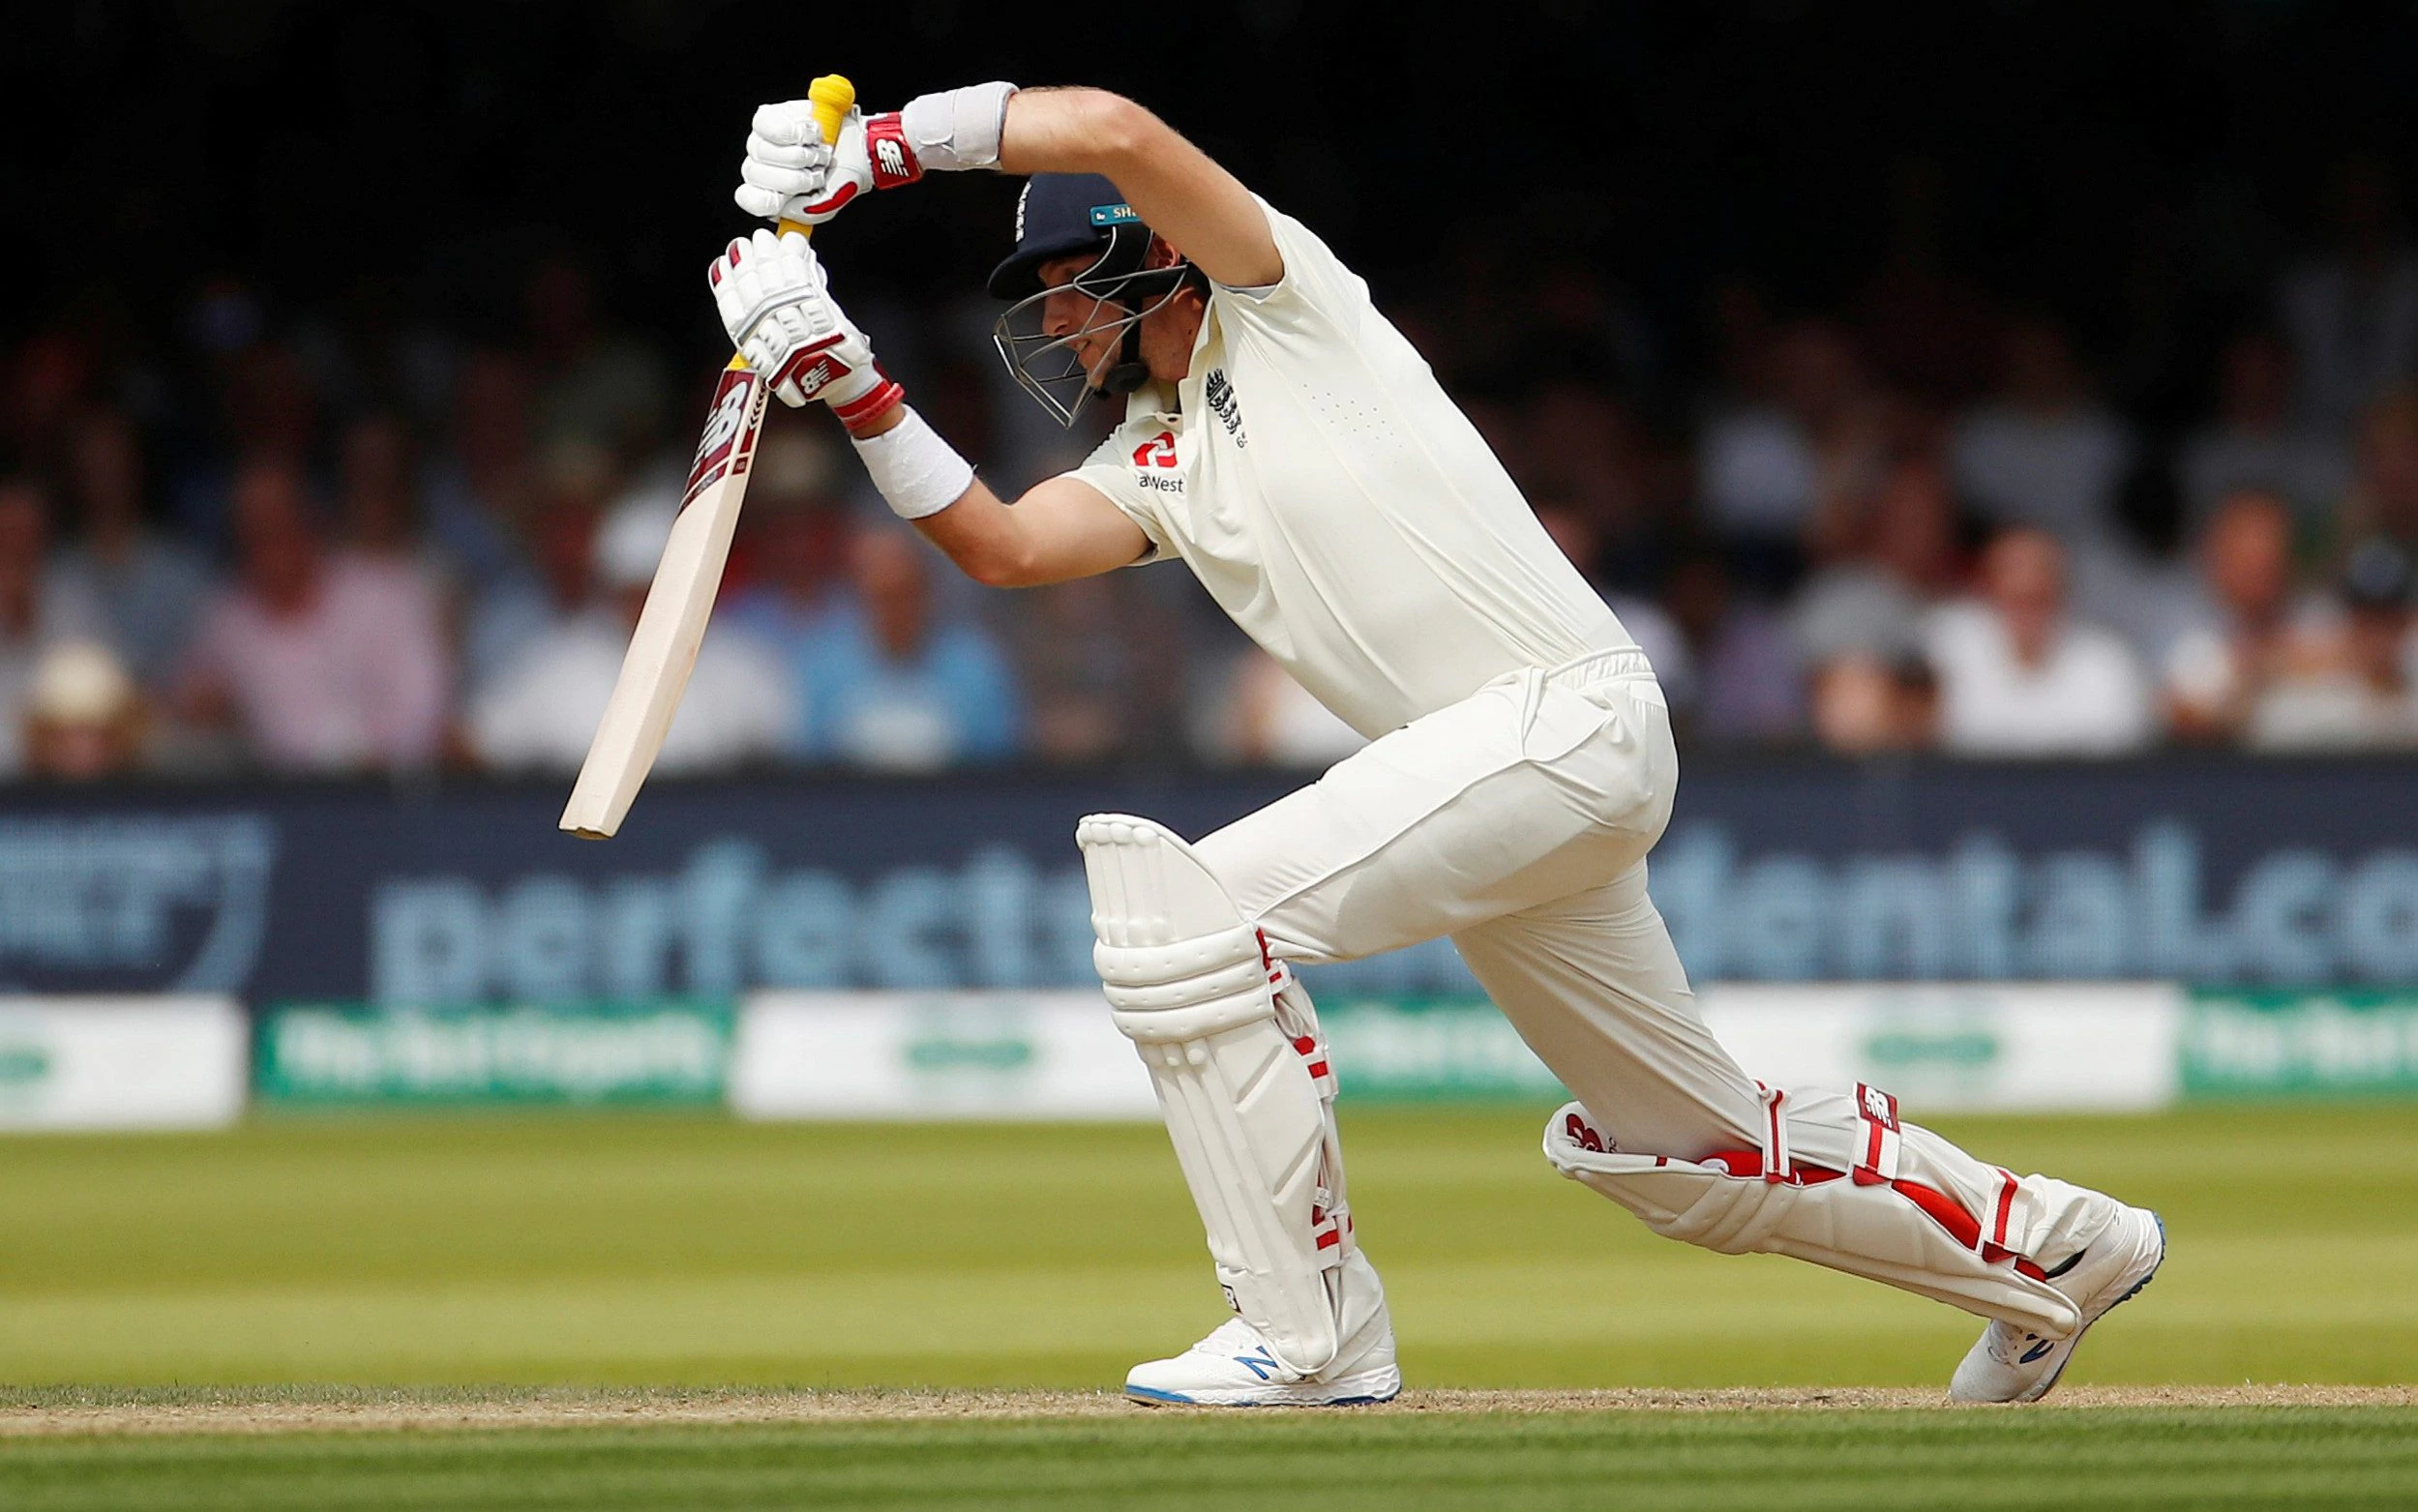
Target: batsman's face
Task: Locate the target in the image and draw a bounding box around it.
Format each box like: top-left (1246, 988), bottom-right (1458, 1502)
top-left (1035, 254), bottom-right (1130, 387)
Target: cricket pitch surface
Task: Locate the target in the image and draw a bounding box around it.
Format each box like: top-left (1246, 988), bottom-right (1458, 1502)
top-left (1, 1382), bottom-right (2412, 1435)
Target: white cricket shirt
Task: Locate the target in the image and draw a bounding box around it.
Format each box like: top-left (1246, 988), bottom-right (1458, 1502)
top-left (1063, 199), bottom-right (1632, 738)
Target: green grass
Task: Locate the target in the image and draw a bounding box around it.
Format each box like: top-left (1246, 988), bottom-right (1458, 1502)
top-left (3, 1409), bottom-right (2416, 1510)
top-left (0, 1104), bottom-right (2412, 1388)
top-left (2, 1106), bottom-right (2413, 1507)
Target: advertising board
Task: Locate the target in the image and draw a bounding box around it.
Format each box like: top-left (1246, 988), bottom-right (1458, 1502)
top-left (254, 1000), bottom-right (732, 1106)
top-left (0, 995), bottom-right (248, 1130)
top-left (3, 760), bottom-right (2414, 1005)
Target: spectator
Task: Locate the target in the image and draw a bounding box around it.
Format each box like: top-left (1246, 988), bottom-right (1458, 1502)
top-left (2176, 332), bottom-right (2351, 532)
top-left (0, 478), bottom-right (108, 778)
top-left (48, 408), bottom-right (210, 689)
top-left (22, 639), bottom-right (145, 781)
top-left (422, 349), bottom-right (538, 593)
top-left (1790, 454), bottom-right (1964, 670)
top-left (2, 330), bottom-right (97, 473)
top-left (1950, 316), bottom-right (2134, 543)
top-left (175, 460), bottom-right (448, 773)
top-left (1534, 500), bottom-right (1695, 707)
top-left (799, 526), bottom-right (1022, 771)
top-left (1925, 527), bottom-right (2155, 756)
top-left (334, 413), bottom-right (451, 608)
top-left (524, 255), bottom-right (668, 462)
top-left (1521, 390), bottom-right (1668, 591)
top-left (466, 496), bottom-right (791, 774)
top-left (1696, 318), bottom-right (1874, 586)
top-left (1809, 652), bottom-right (1938, 756)
top-left (461, 440), bottom-right (614, 692)
top-left (2248, 538), bottom-right (2418, 750)
top-left (722, 423), bottom-right (849, 664)
top-left (1010, 574), bottom-right (1189, 765)
top-left (177, 341), bottom-right (318, 548)
top-left (2163, 491), bottom-right (2334, 742)
top-left (2340, 388), bottom-right (2418, 557)
top-left (2279, 161), bottom-right (2418, 436)
top-left (1659, 548), bottom-right (1803, 742)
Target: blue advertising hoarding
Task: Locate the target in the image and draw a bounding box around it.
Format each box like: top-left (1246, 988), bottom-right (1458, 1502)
top-left (1, 757), bottom-right (2414, 1006)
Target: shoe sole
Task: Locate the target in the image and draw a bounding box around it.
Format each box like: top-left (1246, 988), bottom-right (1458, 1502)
top-left (1124, 1368), bottom-right (1403, 1408)
top-left (2018, 1211), bottom-right (2165, 1405)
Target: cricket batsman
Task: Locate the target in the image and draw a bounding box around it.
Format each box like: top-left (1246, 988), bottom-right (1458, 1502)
top-left (708, 81), bottom-right (2164, 1406)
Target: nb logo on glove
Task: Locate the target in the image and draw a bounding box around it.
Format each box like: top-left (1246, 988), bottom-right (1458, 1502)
top-left (789, 354), bottom-right (850, 400)
top-left (865, 115), bottom-right (923, 191)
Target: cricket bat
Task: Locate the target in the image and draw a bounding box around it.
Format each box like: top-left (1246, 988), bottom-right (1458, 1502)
top-left (559, 74), bottom-right (855, 840)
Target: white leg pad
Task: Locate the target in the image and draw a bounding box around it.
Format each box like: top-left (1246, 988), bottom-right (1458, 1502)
top-left (1543, 1100), bottom-right (2083, 1339)
top-left (1080, 814), bottom-right (1347, 1375)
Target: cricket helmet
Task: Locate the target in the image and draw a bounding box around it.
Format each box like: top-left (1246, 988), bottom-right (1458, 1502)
top-left (990, 172), bottom-right (1199, 428)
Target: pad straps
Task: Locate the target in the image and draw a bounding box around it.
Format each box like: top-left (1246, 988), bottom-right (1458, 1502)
top-left (1853, 1082), bottom-right (1904, 1186)
top-left (1266, 932), bottom-right (1352, 1266)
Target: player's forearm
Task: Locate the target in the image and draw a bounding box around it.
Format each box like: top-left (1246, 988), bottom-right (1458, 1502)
top-left (881, 457), bottom-right (1149, 589)
top-left (910, 478), bottom-right (1038, 588)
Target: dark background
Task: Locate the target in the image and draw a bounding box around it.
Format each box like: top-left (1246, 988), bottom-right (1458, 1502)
top-left (8, 0), bottom-right (2414, 423)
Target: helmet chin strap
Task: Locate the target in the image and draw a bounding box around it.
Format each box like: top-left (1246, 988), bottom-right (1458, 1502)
top-left (1098, 318), bottom-right (1151, 397)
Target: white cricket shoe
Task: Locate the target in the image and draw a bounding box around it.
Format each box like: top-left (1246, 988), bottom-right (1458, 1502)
top-left (1950, 1204), bottom-right (2164, 1404)
top-left (1125, 1251), bottom-right (1400, 1407)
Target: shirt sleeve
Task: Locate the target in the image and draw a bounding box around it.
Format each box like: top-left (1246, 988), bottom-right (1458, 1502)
top-left (1208, 195), bottom-right (1368, 336)
top-left (1060, 422), bottom-right (1177, 567)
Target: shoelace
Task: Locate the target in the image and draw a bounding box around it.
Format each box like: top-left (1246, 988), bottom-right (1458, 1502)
top-left (1984, 1320), bottom-right (2047, 1366)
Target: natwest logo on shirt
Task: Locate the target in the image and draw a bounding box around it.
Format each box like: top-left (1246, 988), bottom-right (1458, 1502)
top-left (1131, 430), bottom-right (1179, 468)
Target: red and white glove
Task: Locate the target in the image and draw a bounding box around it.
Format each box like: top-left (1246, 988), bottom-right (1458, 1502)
top-left (707, 228), bottom-right (903, 431)
top-left (733, 82), bottom-right (1017, 225)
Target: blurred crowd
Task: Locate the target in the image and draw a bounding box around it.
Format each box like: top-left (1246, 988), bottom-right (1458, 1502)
top-left (7, 178), bottom-right (2418, 783)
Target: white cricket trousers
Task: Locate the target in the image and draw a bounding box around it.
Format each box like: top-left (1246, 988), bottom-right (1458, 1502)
top-left (1193, 648), bottom-right (2115, 1266)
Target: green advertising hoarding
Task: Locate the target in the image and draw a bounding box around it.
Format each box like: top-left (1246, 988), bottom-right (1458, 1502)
top-left (2182, 990), bottom-right (2418, 1098)
top-left (257, 1001), bottom-right (732, 1106)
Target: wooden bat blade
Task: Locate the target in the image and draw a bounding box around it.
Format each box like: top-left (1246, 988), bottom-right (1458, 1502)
top-left (559, 360), bottom-right (770, 838)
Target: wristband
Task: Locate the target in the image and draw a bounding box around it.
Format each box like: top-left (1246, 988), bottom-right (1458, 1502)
top-left (851, 405), bottom-right (975, 520)
top-left (899, 82), bottom-right (1018, 172)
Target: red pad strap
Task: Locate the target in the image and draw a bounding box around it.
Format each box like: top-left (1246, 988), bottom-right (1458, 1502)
top-left (1853, 1082), bottom-right (1902, 1187)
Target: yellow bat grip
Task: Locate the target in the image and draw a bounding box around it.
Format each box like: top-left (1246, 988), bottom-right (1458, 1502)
top-left (774, 74), bottom-right (857, 240)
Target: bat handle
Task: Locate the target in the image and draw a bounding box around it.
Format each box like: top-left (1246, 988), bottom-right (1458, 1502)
top-left (774, 74), bottom-right (857, 241)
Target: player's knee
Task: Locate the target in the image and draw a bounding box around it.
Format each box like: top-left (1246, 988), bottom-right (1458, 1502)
top-left (1078, 813), bottom-right (1276, 1044)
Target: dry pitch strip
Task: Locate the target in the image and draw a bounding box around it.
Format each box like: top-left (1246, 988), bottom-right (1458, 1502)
top-left (3, 1383), bottom-right (2410, 1435)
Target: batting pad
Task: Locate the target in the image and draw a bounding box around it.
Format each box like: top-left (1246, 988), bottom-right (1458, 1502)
top-left (1543, 1101), bottom-right (2083, 1338)
top-left (1081, 814), bottom-right (1345, 1375)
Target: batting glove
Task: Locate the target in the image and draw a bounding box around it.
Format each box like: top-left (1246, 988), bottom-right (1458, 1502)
top-left (734, 84), bottom-right (1015, 224)
top-left (707, 229), bottom-right (903, 430)
top-left (735, 104), bottom-right (918, 225)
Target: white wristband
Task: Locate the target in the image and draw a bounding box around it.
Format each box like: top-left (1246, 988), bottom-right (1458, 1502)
top-left (851, 406), bottom-right (975, 520)
top-left (899, 82), bottom-right (1017, 172)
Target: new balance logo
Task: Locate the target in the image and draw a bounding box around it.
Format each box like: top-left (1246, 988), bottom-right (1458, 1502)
top-left (1565, 1112), bottom-right (1607, 1153)
top-left (791, 355), bottom-right (847, 399)
top-left (1233, 1347), bottom-right (1280, 1381)
top-left (865, 116), bottom-right (921, 189)
top-left (2019, 1337), bottom-right (2057, 1364)
top-left (1860, 1084), bottom-right (1897, 1128)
